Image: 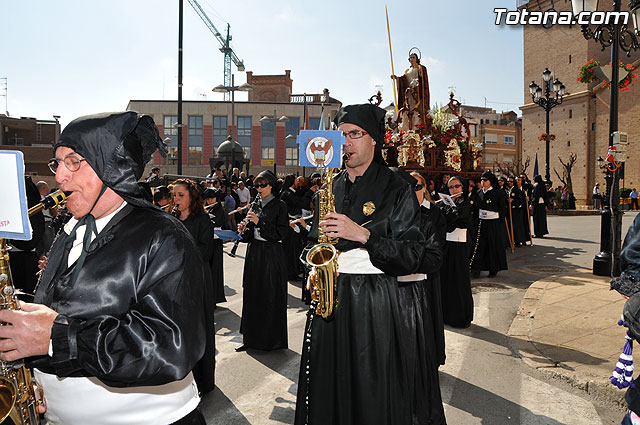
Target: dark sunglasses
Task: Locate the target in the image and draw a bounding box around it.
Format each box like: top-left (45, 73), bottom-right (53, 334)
top-left (481, 178), bottom-right (488, 181)
top-left (256, 183), bottom-right (269, 188)
top-left (414, 184), bottom-right (424, 191)
top-left (448, 184), bottom-right (462, 189)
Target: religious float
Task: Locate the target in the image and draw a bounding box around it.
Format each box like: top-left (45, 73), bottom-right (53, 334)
top-left (378, 47), bottom-right (483, 180)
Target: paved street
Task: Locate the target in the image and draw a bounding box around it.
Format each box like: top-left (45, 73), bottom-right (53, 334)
top-left (202, 213), bottom-right (638, 424)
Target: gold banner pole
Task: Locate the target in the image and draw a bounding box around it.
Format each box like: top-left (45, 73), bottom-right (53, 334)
top-left (385, 5), bottom-right (399, 117)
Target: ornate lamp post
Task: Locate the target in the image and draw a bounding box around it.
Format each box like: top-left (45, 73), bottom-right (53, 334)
top-left (213, 74), bottom-right (253, 172)
top-left (260, 110), bottom-right (289, 176)
top-left (529, 69), bottom-right (565, 184)
top-left (570, 0), bottom-right (640, 276)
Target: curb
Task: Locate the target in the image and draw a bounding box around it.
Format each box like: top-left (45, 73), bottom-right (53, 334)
top-left (507, 273), bottom-right (627, 408)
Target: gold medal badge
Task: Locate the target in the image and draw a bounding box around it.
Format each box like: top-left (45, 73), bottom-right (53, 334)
top-left (362, 201), bottom-right (376, 216)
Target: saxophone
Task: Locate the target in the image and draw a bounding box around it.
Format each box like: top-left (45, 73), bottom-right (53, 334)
top-left (305, 154), bottom-right (350, 319)
top-left (0, 189), bottom-right (66, 424)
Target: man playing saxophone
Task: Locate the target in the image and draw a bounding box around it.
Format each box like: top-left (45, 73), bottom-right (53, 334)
top-left (0, 112), bottom-right (208, 425)
top-left (294, 104), bottom-right (425, 425)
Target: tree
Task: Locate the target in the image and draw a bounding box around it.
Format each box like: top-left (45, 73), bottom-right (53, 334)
top-left (553, 153), bottom-right (577, 193)
top-left (493, 156), bottom-right (530, 176)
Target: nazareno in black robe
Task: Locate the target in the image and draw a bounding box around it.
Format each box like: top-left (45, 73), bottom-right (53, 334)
top-left (180, 210), bottom-right (216, 394)
top-left (397, 200), bottom-right (447, 424)
top-left (208, 201), bottom-right (230, 304)
top-left (506, 186), bottom-right (528, 246)
top-left (294, 161), bottom-right (425, 425)
top-left (471, 188), bottom-right (508, 274)
top-left (441, 195), bottom-right (474, 328)
top-left (239, 195), bottom-right (290, 350)
top-left (531, 182), bottom-right (549, 237)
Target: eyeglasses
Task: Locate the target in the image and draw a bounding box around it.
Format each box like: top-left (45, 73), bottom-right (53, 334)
top-left (414, 184), bottom-right (424, 191)
top-left (48, 155), bottom-right (87, 174)
top-left (448, 184), bottom-right (462, 189)
top-left (480, 178), bottom-right (488, 181)
top-left (341, 130), bottom-right (368, 139)
top-left (256, 183), bottom-right (269, 188)
top-left (507, 180), bottom-right (515, 184)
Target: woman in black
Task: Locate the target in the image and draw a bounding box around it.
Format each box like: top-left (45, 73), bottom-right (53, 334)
top-left (393, 169), bottom-right (447, 425)
top-left (441, 175), bottom-right (474, 329)
top-left (171, 178), bottom-right (216, 395)
top-left (236, 170), bottom-right (289, 352)
top-left (530, 174), bottom-right (549, 238)
top-left (470, 171), bottom-right (508, 278)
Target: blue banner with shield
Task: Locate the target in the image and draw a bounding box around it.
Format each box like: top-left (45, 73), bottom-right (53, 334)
top-left (297, 130), bottom-right (345, 168)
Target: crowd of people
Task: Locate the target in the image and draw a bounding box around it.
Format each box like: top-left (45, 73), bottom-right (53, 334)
top-left (2, 106), bottom-right (557, 425)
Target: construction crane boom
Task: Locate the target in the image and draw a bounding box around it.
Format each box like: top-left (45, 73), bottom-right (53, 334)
top-left (187, 0), bottom-right (245, 100)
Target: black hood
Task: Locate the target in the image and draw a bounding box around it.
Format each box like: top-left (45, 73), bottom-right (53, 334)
top-left (54, 111), bottom-right (167, 209)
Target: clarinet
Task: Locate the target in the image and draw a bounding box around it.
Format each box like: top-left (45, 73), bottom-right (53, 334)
top-left (229, 194), bottom-right (262, 258)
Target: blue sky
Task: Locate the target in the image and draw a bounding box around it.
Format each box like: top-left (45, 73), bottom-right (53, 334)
top-left (2, 0), bottom-right (523, 127)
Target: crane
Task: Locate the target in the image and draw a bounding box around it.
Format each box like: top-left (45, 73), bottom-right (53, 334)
top-left (187, 0), bottom-right (245, 101)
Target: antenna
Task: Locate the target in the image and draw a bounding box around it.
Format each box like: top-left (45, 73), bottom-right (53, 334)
top-left (0, 77), bottom-right (7, 115)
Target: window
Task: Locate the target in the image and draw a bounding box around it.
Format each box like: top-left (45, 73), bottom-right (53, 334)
top-left (286, 117), bottom-right (300, 138)
top-left (493, 120), bottom-right (497, 125)
top-left (237, 116), bottom-right (252, 159)
top-left (285, 147), bottom-right (298, 166)
top-left (569, 54), bottom-right (572, 64)
top-left (567, 140), bottom-right (571, 146)
top-left (188, 116), bottom-right (203, 165)
top-left (503, 154), bottom-right (514, 164)
top-left (309, 117), bottom-right (321, 130)
top-left (213, 115), bottom-right (228, 155)
top-left (592, 122), bottom-right (596, 131)
top-left (483, 152), bottom-right (497, 163)
top-left (261, 121), bottom-right (275, 160)
top-left (163, 115), bottom-right (178, 165)
top-left (262, 147), bottom-right (275, 160)
top-left (483, 133), bottom-right (498, 144)
top-left (503, 135), bottom-right (515, 145)
top-left (285, 127), bottom-right (299, 166)
top-left (569, 109), bottom-right (573, 119)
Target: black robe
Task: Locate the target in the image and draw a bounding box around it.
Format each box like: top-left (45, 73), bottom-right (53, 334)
top-left (506, 186), bottom-right (528, 246)
top-left (181, 211), bottom-right (216, 394)
top-left (32, 205), bottom-right (206, 387)
top-left (240, 196), bottom-right (289, 350)
top-left (397, 201), bottom-right (447, 425)
top-left (280, 187), bottom-right (313, 281)
top-left (531, 183), bottom-right (549, 237)
top-left (295, 161), bottom-right (425, 425)
top-left (208, 203), bottom-right (230, 304)
top-left (471, 188), bottom-right (508, 274)
top-left (441, 196), bottom-right (474, 328)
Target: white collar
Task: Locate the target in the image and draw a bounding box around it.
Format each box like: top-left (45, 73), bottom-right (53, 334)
top-left (64, 201), bottom-right (128, 236)
top-left (421, 199), bottom-right (431, 209)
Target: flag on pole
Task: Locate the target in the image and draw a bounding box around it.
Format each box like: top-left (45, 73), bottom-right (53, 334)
top-left (297, 130), bottom-right (345, 168)
top-left (318, 106), bottom-right (325, 130)
top-left (533, 152), bottom-right (539, 177)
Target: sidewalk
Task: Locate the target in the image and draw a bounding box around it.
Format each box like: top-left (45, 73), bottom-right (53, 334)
top-left (508, 267), bottom-right (629, 406)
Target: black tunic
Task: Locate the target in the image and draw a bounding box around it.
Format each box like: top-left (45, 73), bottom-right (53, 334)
top-left (441, 196), bottom-right (474, 328)
top-left (240, 196), bottom-right (290, 350)
top-left (471, 188), bottom-right (508, 273)
top-left (531, 183), bottom-right (549, 237)
top-left (280, 187), bottom-right (313, 281)
top-left (295, 161), bottom-right (425, 425)
top-left (397, 201), bottom-right (447, 425)
top-left (208, 203), bottom-right (230, 304)
top-left (181, 211), bottom-right (216, 394)
top-left (506, 186), bottom-right (528, 246)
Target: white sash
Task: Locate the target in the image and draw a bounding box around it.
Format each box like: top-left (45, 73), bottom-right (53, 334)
top-left (397, 273), bottom-right (427, 282)
top-left (446, 227), bottom-right (467, 242)
top-left (337, 248), bottom-right (384, 274)
top-left (479, 209), bottom-right (499, 220)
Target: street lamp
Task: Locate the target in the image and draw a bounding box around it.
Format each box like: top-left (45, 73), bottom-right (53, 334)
top-left (260, 110), bottom-right (289, 176)
top-left (571, 0), bottom-right (640, 276)
top-left (529, 68), bottom-right (565, 183)
top-left (212, 74), bottom-right (253, 173)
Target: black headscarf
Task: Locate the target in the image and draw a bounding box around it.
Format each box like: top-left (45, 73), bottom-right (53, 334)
top-left (54, 111), bottom-right (167, 210)
top-left (333, 104), bottom-right (387, 164)
top-left (256, 169), bottom-right (279, 195)
top-left (448, 175), bottom-right (469, 197)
